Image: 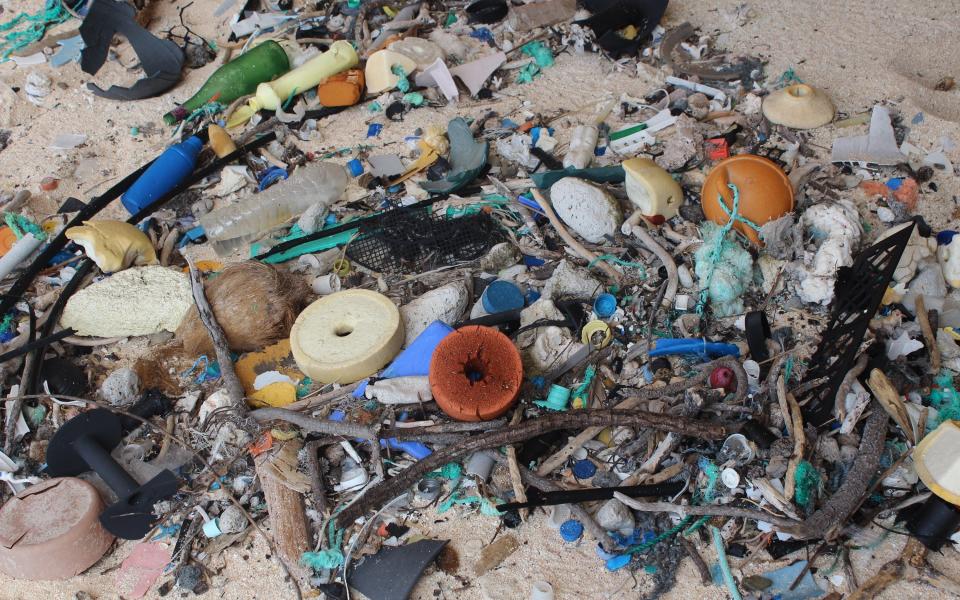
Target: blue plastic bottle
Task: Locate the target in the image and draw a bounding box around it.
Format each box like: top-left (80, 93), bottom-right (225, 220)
top-left (121, 136), bottom-right (203, 214)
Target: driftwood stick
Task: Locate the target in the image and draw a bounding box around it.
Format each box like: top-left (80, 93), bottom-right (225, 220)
top-left (537, 357), bottom-right (745, 476)
top-left (505, 408), bottom-right (529, 521)
top-left (186, 258), bottom-right (245, 408)
top-left (255, 441), bottom-right (311, 580)
top-left (335, 408), bottom-right (734, 527)
top-left (785, 405), bottom-right (888, 539)
top-left (252, 407), bottom-right (378, 440)
top-left (915, 295), bottom-right (941, 373)
top-left (613, 495), bottom-right (802, 530)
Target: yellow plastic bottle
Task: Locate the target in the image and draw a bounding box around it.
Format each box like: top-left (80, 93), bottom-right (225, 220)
top-left (228, 40), bottom-right (359, 128)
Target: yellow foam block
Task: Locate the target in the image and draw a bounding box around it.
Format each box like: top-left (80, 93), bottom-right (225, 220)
top-left (290, 289), bottom-right (404, 384)
top-left (249, 381), bottom-right (298, 408)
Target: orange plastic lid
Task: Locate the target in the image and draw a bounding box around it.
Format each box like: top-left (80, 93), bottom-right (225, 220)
top-left (429, 325), bottom-right (523, 422)
top-left (701, 154), bottom-right (794, 246)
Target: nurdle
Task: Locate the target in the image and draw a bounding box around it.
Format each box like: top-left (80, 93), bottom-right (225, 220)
top-left (45, 408), bottom-right (179, 540)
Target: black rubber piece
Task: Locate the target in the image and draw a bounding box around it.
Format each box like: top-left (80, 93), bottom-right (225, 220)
top-left (745, 310), bottom-right (771, 362)
top-left (45, 408), bottom-right (179, 539)
top-left (904, 494), bottom-right (960, 551)
top-left (496, 480), bottom-right (686, 511)
top-left (350, 539), bottom-right (449, 600)
top-left (465, 0), bottom-right (508, 23)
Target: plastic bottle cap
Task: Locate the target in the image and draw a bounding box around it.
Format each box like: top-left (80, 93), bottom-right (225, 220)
top-left (346, 158), bottom-right (364, 177)
top-left (481, 280), bottom-right (524, 314)
top-left (593, 293), bottom-right (617, 318)
top-left (559, 519), bottom-right (583, 542)
top-left (572, 458), bottom-right (597, 479)
top-left (721, 467), bottom-right (741, 489)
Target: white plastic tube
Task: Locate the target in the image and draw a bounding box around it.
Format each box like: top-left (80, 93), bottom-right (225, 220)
top-left (0, 233), bottom-right (43, 281)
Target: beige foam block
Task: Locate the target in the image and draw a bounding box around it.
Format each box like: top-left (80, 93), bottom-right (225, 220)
top-left (364, 50), bottom-right (419, 95)
top-left (623, 157), bottom-right (683, 220)
top-left (290, 289), bottom-right (404, 384)
top-left (60, 266), bottom-right (192, 337)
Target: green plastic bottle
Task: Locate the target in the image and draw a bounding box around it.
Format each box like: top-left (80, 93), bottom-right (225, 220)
top-left (163, 40), bottom-right (290, 125)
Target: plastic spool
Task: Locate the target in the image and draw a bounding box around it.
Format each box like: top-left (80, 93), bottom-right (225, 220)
top-left (0, 478), bottom-right (114, 580)
top-left (531, 581), bottom-right (556, 600)
top-left (581, 320), bottom-right (613, 348)
top-left (290, 289), bottom-right (404, 384)
top-left (481, 280), bottom-right (525, 314)
top-left (542, 384), bottom-right (571, 411)
top-left (593, 293), bottom-right (617, 318)
top-left (429, 325), bottom-right (523, 421)
top-left (465, 451), bottom-right (496, 482)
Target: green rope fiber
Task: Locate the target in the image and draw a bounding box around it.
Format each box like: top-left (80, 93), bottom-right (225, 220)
top-left (0, 0), bottom-right (72, 61)
top-left (588, 254), bottom-right (648, 278)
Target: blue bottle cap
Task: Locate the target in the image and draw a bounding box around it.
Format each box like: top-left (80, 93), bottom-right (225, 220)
top-left (481, 280), bottom-right (524, 314)
top-left (347, 158), bottom-right (364, 177)
top-left (572, 459), bottom-right (597, 479)
top-left (593, 293), bottom-right (617, 318)
top-left (559, 519), bottom-right (583, 542)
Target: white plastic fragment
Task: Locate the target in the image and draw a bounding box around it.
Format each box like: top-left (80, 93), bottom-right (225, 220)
top-left (831, 105), bottom-right (907, 166)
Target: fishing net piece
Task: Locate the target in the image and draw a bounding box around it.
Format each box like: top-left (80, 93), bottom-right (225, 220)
top-left (346, 208), bottom-right (502, 274)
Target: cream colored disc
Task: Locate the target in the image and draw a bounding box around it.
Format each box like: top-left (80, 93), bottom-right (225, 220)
top-left (290, 289), bottom-right (404, 384)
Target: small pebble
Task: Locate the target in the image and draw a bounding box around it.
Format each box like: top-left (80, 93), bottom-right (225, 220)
top-left (176, 564), bottom-right (203, 591)
top-left (218, 505), bottom-right (248, 534)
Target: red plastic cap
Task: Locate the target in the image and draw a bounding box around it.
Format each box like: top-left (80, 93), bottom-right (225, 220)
top-left (429, 325), bottom-right (523, 422)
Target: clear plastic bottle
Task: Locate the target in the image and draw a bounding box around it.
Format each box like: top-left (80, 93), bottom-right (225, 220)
top-left (200, 162), bottom-right (348, 255)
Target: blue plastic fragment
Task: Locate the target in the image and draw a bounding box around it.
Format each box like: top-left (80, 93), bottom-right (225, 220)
top-left (605, 554), bottom-right (632, 571)
top-left (367, 123), bottom-right (383, 137)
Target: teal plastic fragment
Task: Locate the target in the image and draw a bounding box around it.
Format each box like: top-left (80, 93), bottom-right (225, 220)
top-left (530, 165), bottom-right (625, 189)
top-left (421, 118), bottom-right (488, 194)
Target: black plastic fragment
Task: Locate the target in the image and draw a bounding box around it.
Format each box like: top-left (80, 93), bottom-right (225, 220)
top-left (80, 0), bottom-right (184, 101)
top-left (798, 222), bottom-right (915, 427)
top-left (349, 539), bottom-right (448, 600)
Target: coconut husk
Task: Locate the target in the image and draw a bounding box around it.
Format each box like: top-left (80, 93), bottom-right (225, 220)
top-left (176, 262), bottom-right (310, 355)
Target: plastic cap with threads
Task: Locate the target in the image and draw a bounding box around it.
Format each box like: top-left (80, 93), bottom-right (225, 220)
top-left (559, 519), bottom-right (584, 542)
